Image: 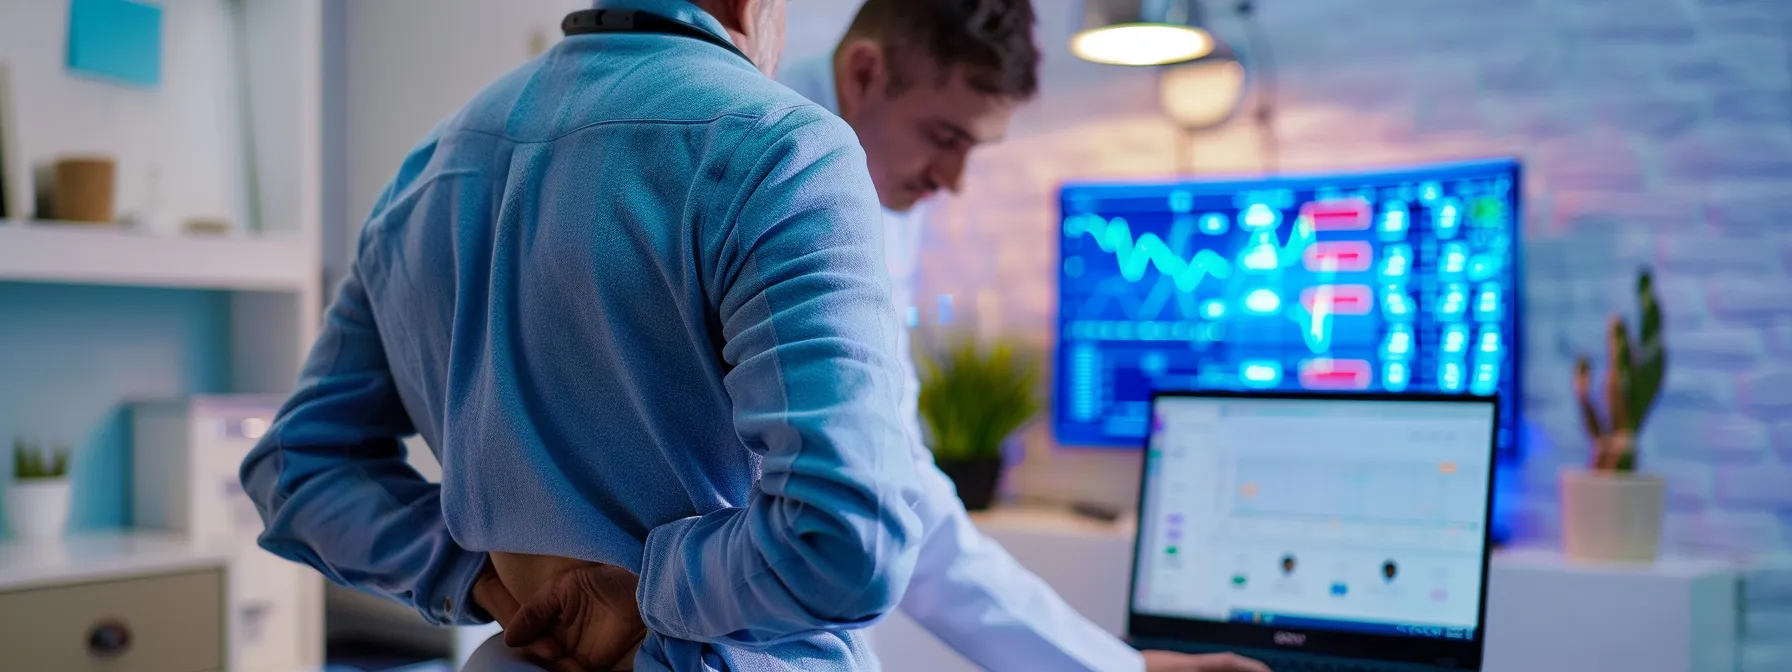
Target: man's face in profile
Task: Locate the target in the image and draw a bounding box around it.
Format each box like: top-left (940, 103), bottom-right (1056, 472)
top-left (847, 56), bottom-right (1020, 212)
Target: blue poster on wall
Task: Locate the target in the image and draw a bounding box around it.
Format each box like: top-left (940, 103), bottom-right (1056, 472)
top-left (68, 0), bottom-right (164, 87)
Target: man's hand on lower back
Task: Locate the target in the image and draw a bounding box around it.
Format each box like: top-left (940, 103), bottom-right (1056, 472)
top-left (472, 562), bottom-right (521, 626)
top-left (503, 563), bottom-right (648, 671)
top-left (472, 562), bottom-right (579, 665)
top-left (1143, 650), bottom-right (1274, 672)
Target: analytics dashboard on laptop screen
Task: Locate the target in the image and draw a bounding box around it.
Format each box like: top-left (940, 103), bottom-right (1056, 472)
top-left (1054, 160), bottom-right (1521, 454)
top-left (1132, 395), bottom-right (1495, 641)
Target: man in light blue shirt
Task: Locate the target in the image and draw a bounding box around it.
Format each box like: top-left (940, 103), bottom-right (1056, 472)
top-left (776, 2), bottom-right (1266, 671)
top-left (240, 0), bottom-right (925, 669)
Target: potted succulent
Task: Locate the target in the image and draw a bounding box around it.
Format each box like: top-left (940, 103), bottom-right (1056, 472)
top-left (1562, 268), bottom-right (1667, 562)
top-left (8, 439), bottom-right (72, 541)
top-left (917, 336), bottom-right (1042, 511)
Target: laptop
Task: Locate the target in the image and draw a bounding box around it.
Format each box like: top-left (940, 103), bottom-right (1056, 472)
top-left (1127, 391), bottom-right (1500, 671)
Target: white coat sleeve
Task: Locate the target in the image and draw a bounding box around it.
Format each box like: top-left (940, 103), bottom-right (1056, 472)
top-left (893, 317), bottom-right (1143, 671)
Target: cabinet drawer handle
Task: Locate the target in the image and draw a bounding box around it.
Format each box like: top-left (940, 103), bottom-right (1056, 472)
top-left (87, 618), bottom-right (133, 658)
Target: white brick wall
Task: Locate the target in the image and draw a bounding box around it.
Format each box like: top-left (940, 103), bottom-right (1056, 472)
top-left (901, 2), bottom-right (1791, 664)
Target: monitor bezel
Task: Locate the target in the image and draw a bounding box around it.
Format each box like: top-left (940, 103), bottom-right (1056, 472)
top-left (1051, 157), bottom-right (1525, 455)
top-left (1126, 390), bottom-right (1500, 670)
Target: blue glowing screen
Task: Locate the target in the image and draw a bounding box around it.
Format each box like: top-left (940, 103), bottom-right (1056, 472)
top-left (1055, 159), bottom-right (1522, 453)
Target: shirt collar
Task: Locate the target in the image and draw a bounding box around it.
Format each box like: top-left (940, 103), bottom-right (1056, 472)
top-left (590, 0), bottom-right (735, 51)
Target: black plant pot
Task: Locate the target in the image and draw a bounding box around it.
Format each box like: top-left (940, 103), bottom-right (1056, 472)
top-left (935, 457), bottom-right (1003, 511)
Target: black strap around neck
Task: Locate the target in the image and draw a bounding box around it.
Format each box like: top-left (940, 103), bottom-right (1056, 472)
top-left (561, 9), bottom-right (752, 65)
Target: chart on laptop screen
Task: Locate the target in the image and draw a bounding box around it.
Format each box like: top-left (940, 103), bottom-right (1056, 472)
top-left (1053, 160), bottom-right (1521, 452)
top-left (1132, 396), bottom-right (1494, 640)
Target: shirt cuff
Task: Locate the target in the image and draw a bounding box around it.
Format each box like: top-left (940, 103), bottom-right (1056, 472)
top-left (435, 551), bottom-right (496, 626)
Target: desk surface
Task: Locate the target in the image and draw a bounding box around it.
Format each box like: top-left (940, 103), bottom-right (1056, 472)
top-left (1494, 547), bottom-right (1737, 578)
top-left (970, 505), bottom-right (1136, 538)
top-left (0, 531), bottom-right (230, 591)
top-left (969, 505), bottom-right (1739, 579)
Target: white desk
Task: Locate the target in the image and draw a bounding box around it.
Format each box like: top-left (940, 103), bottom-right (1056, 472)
top-left (869, 507), bottom-right (1742, 672)
top-left (1484, 549), bottom-right (1738, 672)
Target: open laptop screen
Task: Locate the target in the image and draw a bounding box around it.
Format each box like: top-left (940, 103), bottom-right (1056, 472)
top-left (1132, 393), bottom-right (1496, 646)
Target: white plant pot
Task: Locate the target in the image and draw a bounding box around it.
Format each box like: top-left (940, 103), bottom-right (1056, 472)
top-left (1559, 469), bottom-right (1665, 563)
top-left (6, 478), bottom-right (72, 541)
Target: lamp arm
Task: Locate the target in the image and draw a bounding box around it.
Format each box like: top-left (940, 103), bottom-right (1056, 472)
top-left (1234, 0), bottom-right (1279, 175)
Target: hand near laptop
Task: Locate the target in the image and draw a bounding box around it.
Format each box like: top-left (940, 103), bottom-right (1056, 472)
top-left (1144, 650), bottom-right (1273, 672)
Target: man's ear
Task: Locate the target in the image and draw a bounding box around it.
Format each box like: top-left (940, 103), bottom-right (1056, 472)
top-left (837, 39), bottom-right (887, 119)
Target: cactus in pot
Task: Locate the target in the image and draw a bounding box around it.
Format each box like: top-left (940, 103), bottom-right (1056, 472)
top-left (1561, 267), bottom-right (1669, 562)
top-left (1572, 268), bottom-right (1665, 472)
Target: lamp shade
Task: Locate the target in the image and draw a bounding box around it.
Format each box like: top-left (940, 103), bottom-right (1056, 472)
top-left (1072, 0), bottom-right (1218, 66)
top-left (1159, 51), bottom-right (1246, 129)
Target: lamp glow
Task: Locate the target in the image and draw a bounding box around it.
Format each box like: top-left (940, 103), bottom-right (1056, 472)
top-left (1072, 24), bottom-right (1214, 66)
top-left (1159, 59), bottom-right (1245, 129)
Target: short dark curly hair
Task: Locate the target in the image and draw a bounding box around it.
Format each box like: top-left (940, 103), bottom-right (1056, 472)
top-left (841, 0), bottom-right (1040, 99)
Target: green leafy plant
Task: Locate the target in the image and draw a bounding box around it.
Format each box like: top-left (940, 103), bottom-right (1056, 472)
top-left (917, 336), bottom-right (1043, 462)
top-left (12, 438), bottom-right (70, 481)
top-left (1574, 268), bottom-right (1666, 473)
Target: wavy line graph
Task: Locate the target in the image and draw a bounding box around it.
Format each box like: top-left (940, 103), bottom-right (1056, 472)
top-left (1300, 250), bottom-right (1337, 355)
top-left (1240, 216), bottom-right (1335, 354)
top-left (1064, 215), bottom-right (1233, 292)
top-left (1065, 213), bottom-right (1344, 354)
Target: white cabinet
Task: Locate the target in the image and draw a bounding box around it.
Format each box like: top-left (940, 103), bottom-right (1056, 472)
top-left (133, 397), bottom-right (321, 672)
top-left (0, 533), bottom-right (230, 672)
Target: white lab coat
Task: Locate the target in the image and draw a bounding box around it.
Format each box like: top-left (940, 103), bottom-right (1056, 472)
top-left (778, 55), bottom-right (1144, 672)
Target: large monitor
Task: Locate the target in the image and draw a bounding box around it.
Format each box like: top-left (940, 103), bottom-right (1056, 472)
top-left (1054, 159), bottom-right (1521, 453)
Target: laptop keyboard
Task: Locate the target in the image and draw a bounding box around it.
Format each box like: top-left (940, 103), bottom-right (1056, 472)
top-left (1261, 659), bottom-right (1396, 672)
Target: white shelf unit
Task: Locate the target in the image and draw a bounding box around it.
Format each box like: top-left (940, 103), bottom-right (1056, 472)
top-left (0, 221), bottom-right (314, 293)
top-left (0, 0), bottom-right (328, 668)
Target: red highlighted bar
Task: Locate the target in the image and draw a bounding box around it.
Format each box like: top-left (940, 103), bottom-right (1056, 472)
top-left (1301, 198), bottom-right (1372, 231)
top-left (1299, 358), bottom-right (1373, 390)
top-left (1303, 241), bottom-right (1375, 272)
top-left (1301, 284), bottom-right (1374, 315)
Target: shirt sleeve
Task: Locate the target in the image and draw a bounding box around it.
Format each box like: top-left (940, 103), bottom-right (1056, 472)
top-left (239, 269), bottom-right (492, 627)
top-left (886, 258), bottom-right (1140, 670)
top-left (901, 455), bottom-right (1145, 672)
top-left (633, 108), bottom-right (924, 647)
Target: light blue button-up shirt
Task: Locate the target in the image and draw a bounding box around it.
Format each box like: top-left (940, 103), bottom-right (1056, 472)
top-left (239, 2), bottom-right (923, 669)
top-left (779, 56), bottom-right (1146, 672)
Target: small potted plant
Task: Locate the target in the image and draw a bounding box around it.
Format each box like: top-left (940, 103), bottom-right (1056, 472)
top-left (1562, 268), bottom-right (1667, 563)
top-left (917, 336), bottom-right (1042, 511)
top-left (8, 439), bottom-right (72, 541)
